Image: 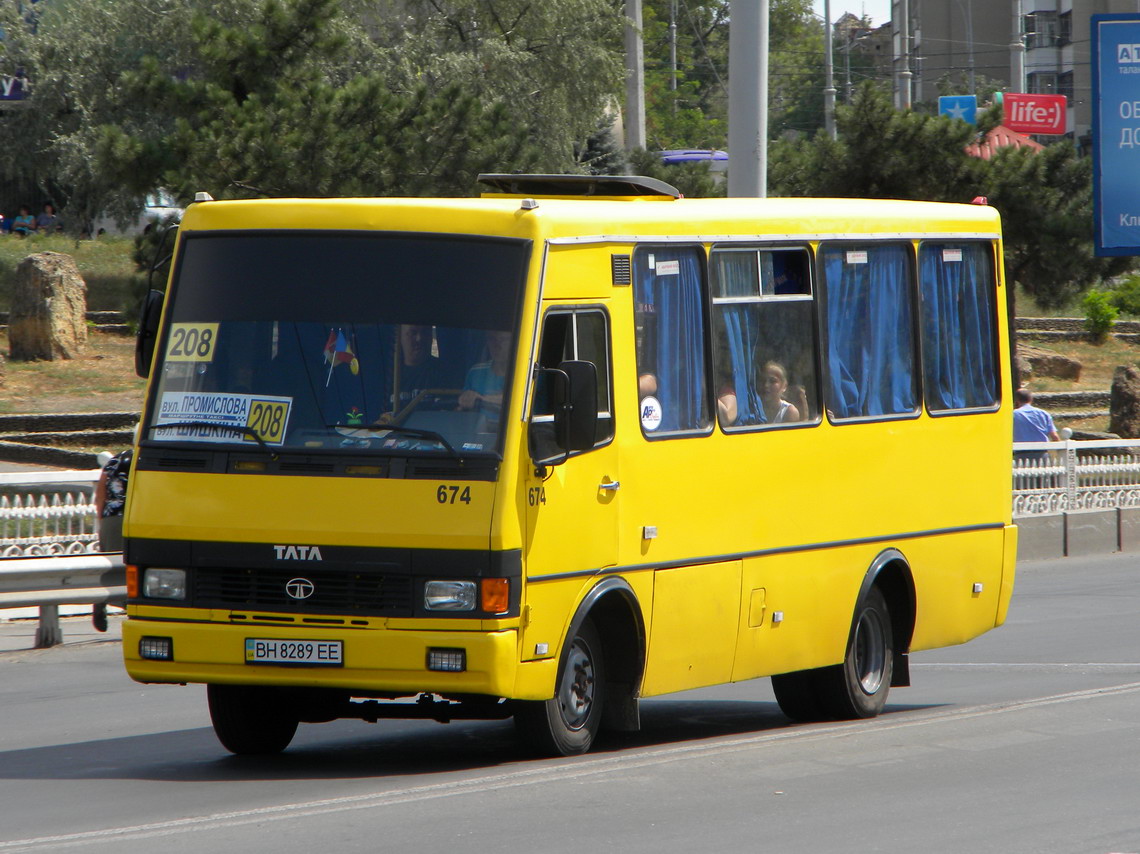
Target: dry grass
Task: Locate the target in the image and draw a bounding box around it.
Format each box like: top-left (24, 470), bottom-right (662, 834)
top-left (1021, 336), bottom-right (1140, 394)
top-left (0, 331), bottom-right (145, 414)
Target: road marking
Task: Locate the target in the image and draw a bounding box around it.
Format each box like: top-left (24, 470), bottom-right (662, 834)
top-left (3, 680), bottom-right (1140, 851)
top-left (914, 662), bottom-right (1140, 669)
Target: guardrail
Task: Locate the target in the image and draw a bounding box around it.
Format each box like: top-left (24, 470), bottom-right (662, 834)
top-left (1014, 438), bottom-right (1140, 560)
top-left (1013, 438), bottom-right (1140, 518)
top-left (0, 468), bottom-right (125, 648)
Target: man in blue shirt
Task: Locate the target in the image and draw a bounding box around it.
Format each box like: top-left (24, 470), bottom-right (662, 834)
top-left (1013, 388), bottom-right (1060, 443)
top-left (1013, 388), bottom-right (1060, 467)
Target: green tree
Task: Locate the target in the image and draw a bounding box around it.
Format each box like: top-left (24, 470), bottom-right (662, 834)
top-left (359, 0), bottom-right (625, 170)
top-left (94, 0), bottom-right (540, 203)
top-left (769, 84), bottom-right (984, 201)
top-left (983, 140), bottom-right (1130, 309)
top-left (769, 84), bottom-right (1130, 309)
top-left (639, 0), bottom-right (825, 151)
top-left (0, 0), bottom-right (625, 223)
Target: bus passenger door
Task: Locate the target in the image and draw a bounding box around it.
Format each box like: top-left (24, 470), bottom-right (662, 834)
top-left (523, 307), bottom-right (619, 580)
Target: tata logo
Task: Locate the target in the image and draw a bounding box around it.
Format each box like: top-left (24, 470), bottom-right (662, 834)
top-left (284, 578), bottom-right (315, 600)
top-left (1118, 44), bottom-right (1140, 64)
top-left (273, 544), bottom-right (323, 561)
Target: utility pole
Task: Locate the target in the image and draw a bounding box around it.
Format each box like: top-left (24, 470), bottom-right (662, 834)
top-left (669, 0), bottom-right (678, 95)
top-left (728, 0), bottom-right (768, 197)
top-left (896, 0), bottom-right (912, 109)
top-left (624, 0), bottom-right (646, 150)
top-left (963, 0), bottom-right (976, 96)
top-left (1010, 0), bottom-right (1025, 93)
top-left (823, 0), bottom-right (837, 139)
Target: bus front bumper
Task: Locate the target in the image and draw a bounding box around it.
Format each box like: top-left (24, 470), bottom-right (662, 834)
top-left (122, 617), bottom-right (521, 698)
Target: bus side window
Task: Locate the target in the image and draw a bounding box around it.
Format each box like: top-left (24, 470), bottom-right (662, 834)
top-left (821, 243), bottom-right (918, 420)
top-left (918, 242), bottom-right (999, 412)
top-left (633, 246), bottom-right (711, 436)
top-left (532, 309), bottom-right (614, 449)
top-left (710, 246), bottom-right (819, 429)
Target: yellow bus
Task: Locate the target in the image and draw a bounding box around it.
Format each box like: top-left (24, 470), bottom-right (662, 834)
top-left (122, 175), bottom-right (1017, 756)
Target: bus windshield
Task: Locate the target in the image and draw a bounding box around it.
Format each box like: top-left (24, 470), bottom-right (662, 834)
top-left (144, 231), bottom-right (529, 458)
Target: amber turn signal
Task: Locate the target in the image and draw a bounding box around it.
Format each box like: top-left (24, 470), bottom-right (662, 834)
top-left (480, 578), bottom-right (509, 614)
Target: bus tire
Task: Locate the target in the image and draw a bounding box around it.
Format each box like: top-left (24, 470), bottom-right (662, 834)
top-left (771, 669), bottom-right (827, 722)
top-left (819, 586), bottom-right (894, 719)
top-left (207, 684), bottom-right (299, 755)
top-left (514, 618), bottom-right (606, 756)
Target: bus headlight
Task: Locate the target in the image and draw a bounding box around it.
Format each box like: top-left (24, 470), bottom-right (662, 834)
top-left (424, 580), bottom-right (476, 611)
top-left (143, 568), bottom-right (187, 600)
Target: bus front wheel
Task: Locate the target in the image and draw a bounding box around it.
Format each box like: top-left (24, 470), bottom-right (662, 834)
top-left (207, 684), bottom-right (299, 755)
top-left (772, 586), bottom-right (893, 722)
top-left (515, 618), bottom-right (606, 756)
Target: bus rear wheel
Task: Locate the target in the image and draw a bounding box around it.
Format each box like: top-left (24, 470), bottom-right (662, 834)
top-left (515, 618), bottom-right (606, 756)
top-left (207, 684), bottom-right (299, 755)
top-left (772, 586), bottom-right (893, 722)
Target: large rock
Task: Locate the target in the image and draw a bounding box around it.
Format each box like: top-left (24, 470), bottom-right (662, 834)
top-left (1016, 343), bottom-right (1082, 381)
top-left (7, 252), bottom-right (88, 361)
top-left (1109, 365), bottom-right (1140, 438)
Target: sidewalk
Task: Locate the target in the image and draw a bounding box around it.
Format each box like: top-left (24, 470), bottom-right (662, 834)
top-left (0, 610), bottom-right (123, 654)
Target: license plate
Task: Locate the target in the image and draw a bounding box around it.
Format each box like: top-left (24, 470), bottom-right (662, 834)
top-left (245, 638), bottom-right (343, 666)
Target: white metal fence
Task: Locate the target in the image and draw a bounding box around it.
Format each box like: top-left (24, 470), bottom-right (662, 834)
top-left (1013, 439), bottom-right (1140, 518)
top-left (0, 470), bottom-right (102, 557)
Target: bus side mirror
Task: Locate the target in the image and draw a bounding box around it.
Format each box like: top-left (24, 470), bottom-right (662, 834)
top-left (559, 360), bottom-right (598, 453)
top-left (528, 361), bottom-right (598, 466)
top-left (135, 289), bottom-right (164, 378)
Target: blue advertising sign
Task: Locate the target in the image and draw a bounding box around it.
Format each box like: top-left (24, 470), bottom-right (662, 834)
top-left (0, 74), bottom-right (27, 101)
top-left (1092, 15), bottom-right (1140, 256)
top-left (938, 95), bottom-right (977, 124)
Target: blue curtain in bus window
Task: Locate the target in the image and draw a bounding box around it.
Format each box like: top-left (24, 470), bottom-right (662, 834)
top-left (920, 244), bottom-right (997, 410)
top-left (635, 247), bottom-right (709, 432)
top-left (713, 253), bottom-right (764, 425)
top-left (823, 244), bottom-right (916, 418)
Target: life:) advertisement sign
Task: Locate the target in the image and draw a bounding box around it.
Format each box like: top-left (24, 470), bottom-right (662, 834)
top-left (1092, 14), bottom-right (1140, 256)
top-left (1003, 93), bottom-right (1067, 135)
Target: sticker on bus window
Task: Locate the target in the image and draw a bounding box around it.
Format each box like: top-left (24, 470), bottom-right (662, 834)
top-left (164, 323), bottom-right (220, 363)
top-left (640, 396), bottom-right (662, 431)
top-left (845, 251), bottom-right (868, 265)
top-left (942, 249), bottom-right (963, 262)
top-left (152, 392), bottom-right (293, 446)
top-left (655, 260), bottom-right (681, 276)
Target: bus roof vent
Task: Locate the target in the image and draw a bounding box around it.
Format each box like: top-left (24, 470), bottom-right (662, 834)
top-left (611, 254), bottom-right (632, 286)
top-left (477, 173), bottom-right (681, 199)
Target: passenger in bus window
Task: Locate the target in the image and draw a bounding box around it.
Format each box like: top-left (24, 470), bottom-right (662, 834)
top-left (459, 330), bottom-right (511, 412)
top-left (716, 379), bottom-right (738, 426)
top-left (760, 361), bottom-right (801, 423)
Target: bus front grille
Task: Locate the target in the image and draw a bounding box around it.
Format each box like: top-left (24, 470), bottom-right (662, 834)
top-left (193, 567), bottom-right (414, 616)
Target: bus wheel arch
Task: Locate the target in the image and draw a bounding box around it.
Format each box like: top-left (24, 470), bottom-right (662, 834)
top-left (772, 549), bottom-right (915, 722)
top-left (860, 548), bottom-right (916, 689)
top-left (514, 577), bottom-right (646, 755)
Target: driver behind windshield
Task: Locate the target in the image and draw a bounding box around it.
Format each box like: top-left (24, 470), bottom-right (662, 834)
top-left (390, 324), bottom-right (446, 415)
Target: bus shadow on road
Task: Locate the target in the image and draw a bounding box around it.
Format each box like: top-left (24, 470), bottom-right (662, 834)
top-left (0, 698), bottom-right (948, 783)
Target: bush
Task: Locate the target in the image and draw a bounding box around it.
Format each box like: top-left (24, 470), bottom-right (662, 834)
top-left (1107, 274), bottom-right (1140, 317)
top-left (1083, 290), bottom-right (1118, 342)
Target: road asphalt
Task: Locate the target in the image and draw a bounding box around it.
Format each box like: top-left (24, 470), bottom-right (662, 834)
top-left (0, 610), bottom-right (123, 654)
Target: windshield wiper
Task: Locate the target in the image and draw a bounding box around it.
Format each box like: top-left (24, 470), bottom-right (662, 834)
top-left (150, 420), bottom-right (279, 459)
top-left (333, 423), bottom-right (460, 458)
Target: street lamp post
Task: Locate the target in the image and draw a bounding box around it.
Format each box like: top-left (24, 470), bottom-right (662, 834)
top-left (823, 0), bottom-right (837, 139)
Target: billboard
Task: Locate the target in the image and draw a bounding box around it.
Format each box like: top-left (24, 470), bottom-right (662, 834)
top-left (1092, 14), bottom-right (1140, 256)
top-left (1003, 93), bottom-right (1067, 135)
